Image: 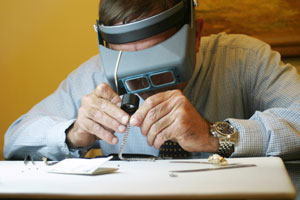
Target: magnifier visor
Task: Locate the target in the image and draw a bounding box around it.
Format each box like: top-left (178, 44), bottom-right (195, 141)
top-left (150, 71), bottom-right (175, 86)
top-left (123, 70), bottom-right (176, 93)
top-left (125, 77), bottom-right (150, 92)
top-left (96, 0), bottom-right (196, 95)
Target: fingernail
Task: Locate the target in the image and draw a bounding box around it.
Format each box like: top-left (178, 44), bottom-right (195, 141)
top-left (112, 137), bottom-right (118, 144)
top-left (117, 102), bottom-right (121, 107)
top-left (122, 115), bottom-right (129, 124)
top-left (118, 125), bottom-right (126, 132)
top-left (130, 117), bottom-right (138, 126)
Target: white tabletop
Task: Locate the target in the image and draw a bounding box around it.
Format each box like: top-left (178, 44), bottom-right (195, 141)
top-left (0, 157), bottom-right (296, 199)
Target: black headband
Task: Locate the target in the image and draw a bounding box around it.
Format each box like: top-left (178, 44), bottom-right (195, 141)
top-left (95, 1), bottom-right (190, 44)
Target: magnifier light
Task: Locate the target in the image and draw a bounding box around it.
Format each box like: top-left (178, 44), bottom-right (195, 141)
top-left (94, 0), bottom-right (197, 95)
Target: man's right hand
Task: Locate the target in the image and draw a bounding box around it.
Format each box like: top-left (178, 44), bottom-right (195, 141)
top-left (66, 83), bottom-right (130, 148)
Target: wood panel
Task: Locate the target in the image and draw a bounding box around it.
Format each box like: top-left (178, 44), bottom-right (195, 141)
top-left (196, 0), bottom-right (300, 57)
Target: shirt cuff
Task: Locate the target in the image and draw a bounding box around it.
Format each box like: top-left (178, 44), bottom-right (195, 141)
top-left (226, 118), bottom-right (268, 157)
top-left (46, 119), bottom-right (90, 160)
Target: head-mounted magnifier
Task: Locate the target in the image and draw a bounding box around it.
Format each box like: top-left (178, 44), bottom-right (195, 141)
top-left (94, 0), bottom-right (197, 95)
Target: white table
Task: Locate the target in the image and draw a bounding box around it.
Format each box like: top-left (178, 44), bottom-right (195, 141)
top-left (0, 157), bottom-right (296, 199)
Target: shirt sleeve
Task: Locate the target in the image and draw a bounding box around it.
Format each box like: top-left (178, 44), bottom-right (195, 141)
top-left (227, 44), bottom-right (300, 161)
top-left (4, 55), bottom-right (104, 161)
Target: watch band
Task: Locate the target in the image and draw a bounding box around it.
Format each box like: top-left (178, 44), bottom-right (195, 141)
top-left (217, 142), bottom-right (234, 158)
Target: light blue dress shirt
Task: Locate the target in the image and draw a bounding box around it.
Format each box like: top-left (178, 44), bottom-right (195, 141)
top-left (4, 33), bottom-right (300, 161)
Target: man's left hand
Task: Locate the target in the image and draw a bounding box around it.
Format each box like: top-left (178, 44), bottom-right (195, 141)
top-left (130, 90), bottom-right (219, 153)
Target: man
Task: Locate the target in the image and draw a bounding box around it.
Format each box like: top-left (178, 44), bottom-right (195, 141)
top-left (4, 0), bottom-right (300, 161)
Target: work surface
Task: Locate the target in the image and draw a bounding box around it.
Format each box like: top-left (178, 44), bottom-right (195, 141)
top-left (0, 157), bottom-right (297, 200)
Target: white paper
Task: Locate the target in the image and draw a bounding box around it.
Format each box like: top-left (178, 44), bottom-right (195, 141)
top-left (47, 156), bottom-right (117, 175)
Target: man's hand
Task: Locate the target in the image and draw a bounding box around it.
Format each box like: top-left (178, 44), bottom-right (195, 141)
top-left (66, 83), bottom-right (130, 148)
top-left (130, 90), bottom-right (219, 153)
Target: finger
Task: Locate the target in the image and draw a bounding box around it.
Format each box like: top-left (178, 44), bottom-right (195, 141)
top-left (96, 97), bottom-right (129, 125)
top-left (152, 123), bottom-right (177, 149)
top-left (146, 111), bottom-right (174, 146)
top-left (94, 83), bottom-right (121, 105)
top-left (153, 133), bottom-right (167, 149)
top-left (86, 107), bottom-right (127, 133)
top-left (130, 90), bottom-right (175, 126)
top-left (80, 117), bottom-right (118, 145)
top-left (82, 94), bottom-right (129, 125)
top-left (140, 99), bottom-right (174, 136)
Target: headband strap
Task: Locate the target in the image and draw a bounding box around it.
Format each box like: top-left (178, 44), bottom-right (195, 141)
top-left (96, 1), bottom-right (187, 44)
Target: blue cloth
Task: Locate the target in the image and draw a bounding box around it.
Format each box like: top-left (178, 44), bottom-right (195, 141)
top-left (4, 33), bottom-right (300, 161)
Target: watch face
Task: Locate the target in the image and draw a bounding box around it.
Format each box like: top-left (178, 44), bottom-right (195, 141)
top-left (215, 122), bottom-right (235, 136)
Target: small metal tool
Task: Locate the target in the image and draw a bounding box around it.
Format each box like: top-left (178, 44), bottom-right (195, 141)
top-left (24, 155), bottom-right (35, 166)
top-left (169, 164), bottom-right (256, 174)
top-left (169, 154), bottom-right (256, 176)
top-left (119, 94), bottom-right (154, 161)
top-left (118, 94), bottom-right (156, 161)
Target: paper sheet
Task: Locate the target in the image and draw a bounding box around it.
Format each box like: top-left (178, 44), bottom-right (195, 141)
top-left (47, 156), bottom-right (117, 175)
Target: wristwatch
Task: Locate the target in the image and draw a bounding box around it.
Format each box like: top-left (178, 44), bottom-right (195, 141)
top-left (210, 121), bottom-right (238, 158)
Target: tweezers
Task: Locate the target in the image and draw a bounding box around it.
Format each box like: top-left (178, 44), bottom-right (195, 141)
top-left (169, 164), bottom-right (256, 173)
top-left (24, 155), bottom-right (35, 165)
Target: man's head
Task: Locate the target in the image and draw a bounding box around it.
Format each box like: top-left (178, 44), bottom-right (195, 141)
top-left (96, 0), bottom-right (203, 99)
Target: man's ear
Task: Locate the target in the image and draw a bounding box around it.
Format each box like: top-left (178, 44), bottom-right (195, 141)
top-left (195, 17), bottom-right (204, 53)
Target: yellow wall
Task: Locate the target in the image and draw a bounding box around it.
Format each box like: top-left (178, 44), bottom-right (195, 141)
top-left (0, 0), bottom-right (100, 160)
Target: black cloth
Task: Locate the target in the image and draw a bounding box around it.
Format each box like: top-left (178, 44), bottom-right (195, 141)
top-left (159, 140), bottom-right (190, 159)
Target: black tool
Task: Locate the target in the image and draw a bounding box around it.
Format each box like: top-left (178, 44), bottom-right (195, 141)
top-left (121, 93), bottom-right (139, 115)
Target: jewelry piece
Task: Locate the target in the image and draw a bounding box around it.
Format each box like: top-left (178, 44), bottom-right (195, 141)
top-left (208, 154), bottom-right (228, 165)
